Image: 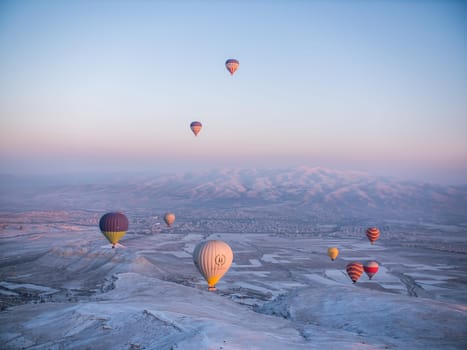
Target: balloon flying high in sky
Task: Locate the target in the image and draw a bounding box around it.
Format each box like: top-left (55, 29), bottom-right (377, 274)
top-left (190, 121), bottom-right (202, 137)
top-left (225, 59), bottom-right (239, 75)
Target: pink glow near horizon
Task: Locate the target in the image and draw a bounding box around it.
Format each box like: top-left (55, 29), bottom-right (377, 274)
top-left (0, 1), bottom-right (466, 184)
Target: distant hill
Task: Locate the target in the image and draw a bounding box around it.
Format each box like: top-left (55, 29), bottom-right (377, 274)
top-left (128, 166), bottom-right (467, 222)
top-left (1, 167), bottom-right (466, 223)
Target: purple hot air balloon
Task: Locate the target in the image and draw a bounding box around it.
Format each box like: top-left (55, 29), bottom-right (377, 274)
top-left (99, 212), bottom-right (129, 248)
top-left (190, 121), bottom-right (202, 136)
top-left (225, 59), bottom-right (239, 75)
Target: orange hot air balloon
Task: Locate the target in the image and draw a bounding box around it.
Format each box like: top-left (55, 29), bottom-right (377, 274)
top-left (366, 227), bottom-right (380, 245)
top-left (163, 212), bottom-right (175, 227)
top-left (346, 262), bottom-right (364, 283)
top-left (225, 58), bottom-right (239, 75)
top-left (327, 247), bottom-right (339, 261)
top-left (193, 240), bottom-right (233, 291)
top-left (190, 121), bottom-right (202, 136)
top-left (364, 261), bottom-right (379, 280)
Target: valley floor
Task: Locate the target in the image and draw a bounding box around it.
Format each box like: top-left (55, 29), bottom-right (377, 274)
top-left (0, 214), bottom-right (466, 349)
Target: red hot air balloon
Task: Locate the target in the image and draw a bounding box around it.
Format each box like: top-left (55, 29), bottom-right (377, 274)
top-left (225, 59), bottom-right (239, 75)
top-left (366, 227), bottom-right (380, 245)
top-left (364, 261), bottom-right (379, 280)
top-left (346, 262), bottom-right (364, 283)
top-left (190, 121), bottom-right (202, 136)
top-left (99, 212), bottom-right (129, 248)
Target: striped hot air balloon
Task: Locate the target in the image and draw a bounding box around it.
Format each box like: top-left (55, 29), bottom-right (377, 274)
top-left (366, 227), bottom-right (380, 245)
top-left (193, 240), bottom-right (233, 291)
top-left (99, 212), bottom-right (129, 248)
top-left (190, 121), bottom-right (202, 136)
top-left (364, 261), bottom-right (379, 280)
top-left (327, 247), bottom-right (339, 261)
top-left (163, 212), bottom-right (175, 227)
top-left (225, 58), bottom-right (239, 75)
top-left (346, 262), bottom-right (364, 283)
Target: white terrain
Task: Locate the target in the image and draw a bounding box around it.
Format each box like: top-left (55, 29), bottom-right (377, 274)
top-left (1, 167), bottom-right (466, 349)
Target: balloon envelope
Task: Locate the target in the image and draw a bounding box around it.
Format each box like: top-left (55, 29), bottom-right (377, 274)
top-left (364, 261), bottom-right (379, 280)
top-left (225, 59), bottom-right (239, 75)
top-left (327, 247), bottom-right (339, 261)
top-left (99, 212), bottom-right (129, 248)
top-left (190, 121), bottom-right (202, 136)
top-left (346, 262), bottom-right (364, 283)
top-left (193, 240), bottom-right (233, 291)
top-left (366, 227), bottom-right (380, 244)
top-left (163, 212), bottom-right (175, 227)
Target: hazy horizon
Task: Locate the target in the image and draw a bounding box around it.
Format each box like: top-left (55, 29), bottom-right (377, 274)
top-left (1, 157), bottom-right (467, 186)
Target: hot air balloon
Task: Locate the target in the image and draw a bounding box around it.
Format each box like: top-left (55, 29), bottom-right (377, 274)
top-left (163, 212), bottom-right (175, 227)
top-left (193, 240), bottom-right (233, 291)
top-left (366, 227), bottom-right (380, 245)
top-left (364, 261), bottom-right (379, 280)
top-left (327, 247), bottom-right (339, 261)
top-left (190, 121), bottom-right (202, 136)
top-left (346, 262), bottom-right (364, 283)
top-left (225, 58), bottom-right (239, 75)
top-left (99, 212), bottom-right (129, 248)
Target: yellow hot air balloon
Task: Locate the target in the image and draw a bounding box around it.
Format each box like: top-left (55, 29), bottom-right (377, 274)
top-left (193, 240), bottom-right (233, 291)
top-left (163, 212), bottom-right (175, 227)
top-left (327, 247), bottom-right (339, 261)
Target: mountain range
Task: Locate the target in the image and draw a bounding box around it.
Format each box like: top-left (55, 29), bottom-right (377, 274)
top-left (1, 166), bottom-right (466, 223)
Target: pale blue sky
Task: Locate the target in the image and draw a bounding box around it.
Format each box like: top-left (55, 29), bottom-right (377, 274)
top-left (1, 0), bottom-right (466, 183)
